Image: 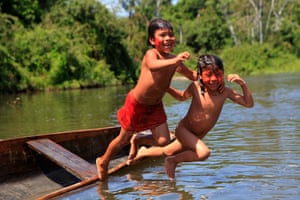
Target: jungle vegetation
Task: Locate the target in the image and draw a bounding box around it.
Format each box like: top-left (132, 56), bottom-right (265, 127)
top-left (0, 0), bottom-right (299, 93)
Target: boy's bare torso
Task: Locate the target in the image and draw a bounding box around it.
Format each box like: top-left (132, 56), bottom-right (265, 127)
top-left (180, 81), bottom-right (229, 138)
top-left (132, 49), bottom-right (178, 105)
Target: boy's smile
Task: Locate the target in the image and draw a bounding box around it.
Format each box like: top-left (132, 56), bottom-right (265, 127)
top-left (150, 29), bottom-right (175, 54)
top-left (201, 69), bottom-right (224, 92)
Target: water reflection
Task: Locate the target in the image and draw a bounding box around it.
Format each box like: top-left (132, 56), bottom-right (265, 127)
top-left (0, 85), bottom-right (131, 138)
top-left (63, 158), bottom-right (197, 200)
top-left (97, 173), bottom-right (193, 200)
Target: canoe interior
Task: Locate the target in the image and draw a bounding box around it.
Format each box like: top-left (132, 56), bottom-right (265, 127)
top-left (27, 138), bottom-right (97, 180)
top-left (0, 126), bottom-right (124, 179)
top-left (0, 126), bottom-right (130, 200)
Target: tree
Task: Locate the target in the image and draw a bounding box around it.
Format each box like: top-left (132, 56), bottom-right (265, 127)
top-left (0, 0), bottom-right (137, 92)
top-left (218, 0), bottom-right (239, 46)
top-left (248, 0), bottom-right (264, 43)
top-left (181, 1), bottom-right (231, 53)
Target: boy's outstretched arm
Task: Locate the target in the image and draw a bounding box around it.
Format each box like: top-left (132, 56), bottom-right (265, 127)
top-left (227, 74), bottom-right (254, 108)
top-left (145, 50), bottom-right (190, 70)
top-left (176, 64), bottom-right (198, 81)
top-left (167, 84), bottom-right (193, 101)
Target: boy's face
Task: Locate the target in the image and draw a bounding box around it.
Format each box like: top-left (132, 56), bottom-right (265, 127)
top-left (149, 28), bottom-right (175, 54)
top-left (201, 68), bottom-right (224, 91)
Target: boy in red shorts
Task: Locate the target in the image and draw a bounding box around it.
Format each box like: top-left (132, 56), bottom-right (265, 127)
top-left (96, 18), bottom-right (197, 181)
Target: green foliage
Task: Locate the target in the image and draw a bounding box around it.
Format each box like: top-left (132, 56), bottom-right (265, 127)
top-left (0, 45), bottom-right (30, 93)
top-left (220, 43), bottom-right (300, 75)
top-left (117, 11), bottom-right (149, 81)
top-left (170, 0), bottom-right (206, 20)
top-left (181, 3), bottom-right (231, 53)
top-left (273, 20), bottom-right (300, 57)
top-left (0, 0), bottom-right (300, 93)
top-left (0, 14), bottom-right (30, 93)
top-left (0, 13), bottom-right (24, 49)
top-left (0, 0), bottom-right (41, 25)
top-left (166, 0), bottom-right (234, 50)
top-left (173, 44), bottom-right (198, 69)
top-left (0, 0), bottom-right (136, 93)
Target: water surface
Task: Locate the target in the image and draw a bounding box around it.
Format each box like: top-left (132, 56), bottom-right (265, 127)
top-left (1, 73), bottom-right (299, 199)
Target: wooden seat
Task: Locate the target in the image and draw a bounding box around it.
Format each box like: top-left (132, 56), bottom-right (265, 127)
top-left (27, 138), bottom-right (96, 180)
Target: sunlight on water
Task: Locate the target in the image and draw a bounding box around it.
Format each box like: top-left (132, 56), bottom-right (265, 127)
top-left (1, 73), bottom-right (300, 199)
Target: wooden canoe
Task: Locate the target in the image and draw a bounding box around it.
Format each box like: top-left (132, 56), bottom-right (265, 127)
top-left (0, 126), bottom-right (131, 200)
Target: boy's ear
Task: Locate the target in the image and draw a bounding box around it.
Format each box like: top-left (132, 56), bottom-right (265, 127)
top-left (149, 37), bottom-right (155, 46)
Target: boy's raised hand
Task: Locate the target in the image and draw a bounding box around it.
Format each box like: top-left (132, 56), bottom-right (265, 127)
top-left (227, 74), bottom-right (246, 86)
top-left (176, 51), bottom-right (190, 63)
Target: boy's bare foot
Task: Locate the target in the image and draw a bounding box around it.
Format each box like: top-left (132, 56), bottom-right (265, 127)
top-left (127, 134), bottom-right (139, 165)
top-left (96, 157), bottom-right (108, 181)
top-left (164, 156), bottom-right (176, 181)
top-left (128, 146), bottom-right (147, 165)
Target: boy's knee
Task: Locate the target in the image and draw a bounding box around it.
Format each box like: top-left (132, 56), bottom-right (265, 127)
top-left (195, 141), bottom-right (210, 160)
top-left (163, 150), bottom-right (173, 157)
top-left (196, 147), bottom-right (210, 161)
top-left (202, 149), bottom-right (210, 160)
top-left (157, 137), bottom-right (170, 146)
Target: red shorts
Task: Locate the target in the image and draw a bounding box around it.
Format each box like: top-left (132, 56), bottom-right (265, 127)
top-left (117, 91), bottom-right (167, 132)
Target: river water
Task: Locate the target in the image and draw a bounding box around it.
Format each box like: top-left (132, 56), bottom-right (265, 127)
top-left (1, 73), bottom-right (300, 199)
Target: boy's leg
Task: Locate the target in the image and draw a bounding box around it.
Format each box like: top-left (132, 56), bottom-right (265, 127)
top-left (131, 139), bottom-right (183, 164)
top-left (164, 125), bottom-right (210, 180)
top-left (164, 156), bottom-right (176, 181)
top-left (164, 140), bottom-right (210, 180)
top-left (96, 128), bottom-right (134, 180)
top-left (127, 133), bottom-right (141, 163)
top-left (151, 122), bottom-right (171, 146)
top-left (127, 123), bottom-right (170, 164)
top-left (175, 126), bottom-right (210, 160)
top-left (164, 150), bottom-right (199, 180)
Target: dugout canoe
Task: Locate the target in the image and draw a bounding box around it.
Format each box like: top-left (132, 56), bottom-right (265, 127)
top-left (0, 126), bottom-right (130, 200)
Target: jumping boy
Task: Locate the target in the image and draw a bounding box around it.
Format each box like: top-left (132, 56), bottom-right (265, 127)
top-left (131, 54), bottom-right (254, 180)
top-left (96, 18), bottom-right (197, 181)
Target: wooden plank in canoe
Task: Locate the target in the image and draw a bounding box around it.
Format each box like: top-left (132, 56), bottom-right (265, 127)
top-left (36, 157), bottom-right (147, 200)
top-left (27, 138), bottom-right (96, 180)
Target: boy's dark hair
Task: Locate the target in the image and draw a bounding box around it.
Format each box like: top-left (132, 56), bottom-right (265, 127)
top-left (147, 18), bottom-right (174, 47)
top-left (197, 54), bottom-right (224, 95)
top-left (197, 54), bottom-right (224, 73)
